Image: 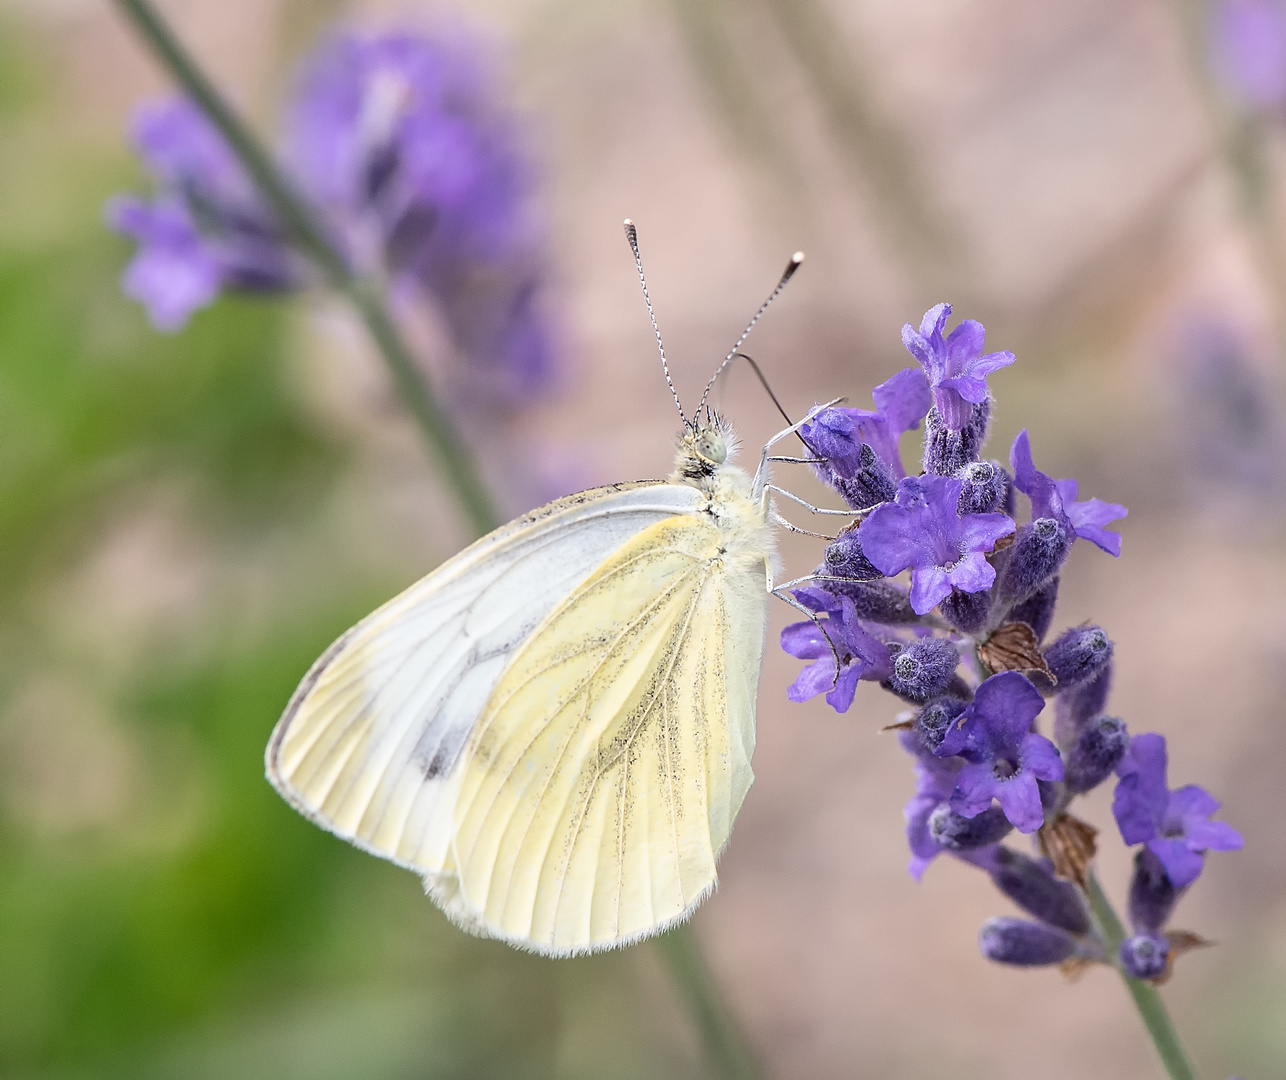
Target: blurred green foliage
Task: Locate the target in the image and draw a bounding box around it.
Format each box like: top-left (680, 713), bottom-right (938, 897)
top-left (0, 20), bottom-right (703, 1080)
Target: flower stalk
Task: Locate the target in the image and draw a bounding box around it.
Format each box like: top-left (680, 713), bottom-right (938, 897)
top-left (111, 4), bottom-right (760, 1078)
top-left (1083, 871), bottom-right (1198, 1080)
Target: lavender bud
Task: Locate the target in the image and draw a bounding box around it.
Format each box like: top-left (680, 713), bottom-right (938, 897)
top-left (979, 917), bottom-right (1078, 966)
top-left (824, 578), bottom-right (920, 625)
top-left (998, 517), bottom-right (1072, 604)
top-left (923, 399), bottom-right (991, 477)
top-left (1119, 933), bottom-right (1169, 980)
top-left (957, 460), bottom-right (1008, 514)
top-left (1007, 577), bottom-right (1058, 641)
top-left (884, 638), bottom-right (960, 703)
top-left (941, 587), bottom-right (991, 634)
top-left (1054, 663), bottom-right (1114, 745)
top-left (823, 533), bottom-right (882, 582)
top-left (1128, 848), bottom-right (1180, 934)
top-left (835, 443), bottom-right (897, 510)
top-left (1044, 626), bottom-right (1113, 688)
top-left (929, 804), bottom-right (1014, 850)
top-left (914, 697), bottom-right (968, 753)
top-left (989, 848), bottom-right (1089, 935)
top-left (1064, 715), bottom-right (1128, 794)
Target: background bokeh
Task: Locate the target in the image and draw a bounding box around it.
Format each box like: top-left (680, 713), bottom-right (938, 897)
top-left (0, 0), bottom-right (1283, 1077)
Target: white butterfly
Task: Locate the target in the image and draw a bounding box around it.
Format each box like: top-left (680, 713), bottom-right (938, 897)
top-left (266, 223), bottom-right (821, 956)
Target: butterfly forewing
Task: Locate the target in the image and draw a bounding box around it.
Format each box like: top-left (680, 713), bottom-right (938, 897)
top-left (267, 482), bottom-right (706, 873)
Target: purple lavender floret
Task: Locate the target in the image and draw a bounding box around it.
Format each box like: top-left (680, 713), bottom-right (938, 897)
top-left (884, 637), bottom-right (960, 703)
top-left (1011, 430), bottom-right (1128, 556)
top-left (901, 736), bottom-right (966, 881)
top-left (901, 303), bottom-right (1015, 432)
top-left (108, 100), bottom-right (299, 329)
top-left (988, 848), bottom-right (1090, 936)
top-left (1112, 733), bottom-right (1243, 888)
top-left (1212, 0), bottom-right (1286, 108)
top-left (858, 475), bottom-right (1014, 615)
top-left (1043, 626), bottom-right (1113, 688)
top-left (780, 596), bottom-right (892, 712)
top-left (956, 460), bottom-right (1009, 515)
top-left (800, 367), bottom-right (929, 485)
top-left (935, 672), bottom-right (1063, 834)
top-left (1064, 715), bottom-right (1129, 794)
top-left (979, 917), bottom-right (1080, 967)
top-left (1128, 847), bottom-right (1181, 934)
top-left (928, 803), bottom-right (1014, 851)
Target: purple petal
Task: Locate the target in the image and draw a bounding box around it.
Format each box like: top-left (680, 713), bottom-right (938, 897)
top-left (1183, 818), bottom-right (1244, 852)
top-left (871, 366), bottom-right (931, 434)
top-left (938, 373), bottom-right (991, 405)
top-left (900, 325), bottom-right (938, 377)
top-left (919, 302), bottom-right (951, 344)
top-left (1146, 837), bottom-right (1206, 889)
top-left (972, 671), bottom-right (1046, 744)
top-left (957, 512), bottom-right (1016, 553)
top-left (858, 503), bottom-right (931, 576)
top-left (787, 656), bottom-right (838, 702)
top-left (1066, 498), bottom-right (1128, 555)
top-left (950, 761), bottom-right (1000, 818)
top-left (946, 551), bottom-right (996, 594)
top-left (1009, 430), bottom-right (1038, 492)
top-left (908, 565), bottom-right (953, 614)
top-left (825, 663), bottom-right (861, 713)
top-left (792, 586), bottom-right (839, 613)
top-left (944, 318), bottom-right (986, 374)
top-left (780, 620), bottom-right (830, 660)
top-left (1167, 784), bottom-right (1221, 821)
top-left (992, 773), bottom-right (1046, 833)
top-left (1113, 773), bottom-right (1160, 845)
top-left (963, 349), bottom-right (1017, 380)
top-left (1019, 731), bottom-right (1065, 782)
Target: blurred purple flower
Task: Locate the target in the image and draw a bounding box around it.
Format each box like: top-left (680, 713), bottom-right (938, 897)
top-left (1112, 733), bottom-right (1243, 888)
top-left (901, 303), bottom-right (1014, 431)
top-left (107, 100), bottom-right (298, 329)
top-left (780, 596), bottom-right (892, 712)
top-left (858, 475), bottom-right (1014, 614)
top-left (1213, 0), bottom-right (1286, 108)
top-left (286, 29), bottom-right (553, 400)
top-left (1010, 429), bottom-right (1128, 556)
top-left (936, 672), bottom-right (1062, 834)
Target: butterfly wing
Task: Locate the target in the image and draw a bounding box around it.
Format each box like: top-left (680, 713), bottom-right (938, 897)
top-left (266, 482), bottom-right (707, 875)
top-left (444, 510), bottom-right (768, 955)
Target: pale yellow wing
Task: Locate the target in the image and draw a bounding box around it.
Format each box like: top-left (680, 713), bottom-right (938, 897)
top-left (437, 512), bottom-right (768, 956)
top-left (266, 482), bottom-right (707, 876)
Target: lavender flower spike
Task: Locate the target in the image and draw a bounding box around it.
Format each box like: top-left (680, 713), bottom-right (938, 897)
top-left (936, 671), bottom-right (1063, 834)
top-left (901, 303), bottom-right (1015, 431)
top-left (858, 475), bottom-right (1014, 615)
top-left (1011, 430), bottom-right (1128, 556)
top-left (780, 596), bottom-right (892, 712)
top-left (1112, 733), bottom-right (1243, 888)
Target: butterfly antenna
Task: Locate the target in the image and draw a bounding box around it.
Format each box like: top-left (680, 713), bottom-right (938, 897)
top-left (731, 351), bottom-right (794, 427)
top-left (697, 251), bottom-right (805, 421)
top-left (624, 219), bottom-right (685, 426)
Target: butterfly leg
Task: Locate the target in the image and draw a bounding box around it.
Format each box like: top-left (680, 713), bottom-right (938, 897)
top-left (769, 510), bottom-right (836, 541)
top-left (752, 397), bottom-right (846, 504)
top-left (764, 565), bottom-right (843, 680)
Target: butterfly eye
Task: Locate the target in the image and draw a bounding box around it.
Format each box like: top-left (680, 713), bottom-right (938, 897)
top-left (696, 430), bottom-right (727, 465)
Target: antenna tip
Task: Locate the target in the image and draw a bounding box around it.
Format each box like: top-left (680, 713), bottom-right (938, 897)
top-left (623, 218), bottom-right (634, 228)
top-left (792, 251), bottom-right (805, 265)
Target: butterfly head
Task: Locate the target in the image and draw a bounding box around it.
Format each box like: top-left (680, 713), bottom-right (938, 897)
top-left (674, 411), bottom-right (738, 490)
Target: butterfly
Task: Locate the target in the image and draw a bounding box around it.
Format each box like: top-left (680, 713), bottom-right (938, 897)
top-left (266, 222), bottom-right (819, 956)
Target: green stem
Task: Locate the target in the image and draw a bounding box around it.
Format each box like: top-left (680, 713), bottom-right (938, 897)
top-left (1084, 871), bottom-right (1198, 1080)
top-left (657, 926), bottom-right (764, 1080)
top-left (112, 0), bottom-right (499, 537)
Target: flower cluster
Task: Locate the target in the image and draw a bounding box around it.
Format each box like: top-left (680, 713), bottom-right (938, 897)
top-left (108, 28), bottom-right (554, 406)
top-left (782, 303), bottom-right (1242, 981)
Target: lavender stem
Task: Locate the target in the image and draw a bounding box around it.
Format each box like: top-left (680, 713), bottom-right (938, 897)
top-left (1084, 870), bottom-right (1198, 1080)
top-left (112, 0), bottom-right (499, 538)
